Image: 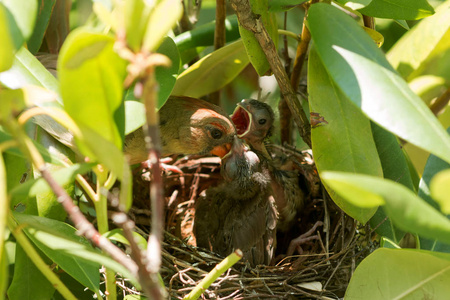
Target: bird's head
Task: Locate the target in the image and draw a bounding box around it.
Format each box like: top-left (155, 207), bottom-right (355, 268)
top-left (230, 99), bottom-right (274, 153)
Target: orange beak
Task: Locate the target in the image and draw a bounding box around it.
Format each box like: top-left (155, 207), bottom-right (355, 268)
top-left (210, 143), bottom-right (232, 158)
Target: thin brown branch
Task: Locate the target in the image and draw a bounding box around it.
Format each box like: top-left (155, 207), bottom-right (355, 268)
top-left (362, 15), bottom-right (375, 30)
top-left (230, 0), bottom-right (312, 148)
top-left (141, 72), bottom-right (165, 300)
top-left (38, 165), bottom-right (139, 277)
top-left (430, 87), bottom-right (450, 115)
top-left (279, 12), bottom-right (293, 145)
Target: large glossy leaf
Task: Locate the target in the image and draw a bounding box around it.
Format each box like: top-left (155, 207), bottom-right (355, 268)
top-left (308, 3), bottom-right (450, 165)
top-left (14, 213), bottom-right (139, 289)
top-left (58, 29), bottom-right (126, 149)
top-left (8, 244), bottom-right (55, 300)
top-left (346, 248), bottom-right (450, 299)
top-left (0, 0), bottom-right (38, 48)
top-left (268, 0), bottom-right (308, 13)
top-left (172, 40), bottom-right (250, 98)
top-left (238, 0), bottom-right (278, 75)
top-left (27, 0), bottom-right (56, 54)
top-left (0, 154), bottom-right (7, 270)
top-left (431, 169), bottom-right (450, 214)
top-left (142, 0), bottom-right (182, 52)
top-left (124, 0), bottom-right (150, 52)
top-left (358, 0), bottom-right (434, 20)
top-left (387, 0), bottom-right (450, 80)
top-left (322, 171), bottom-right (450, 245)
top-left (10, 163), bottom-right (93, 198)
top-left (418, 145), bottom-right (450, 252)
top-left (0, 47), bottom-right (60, 96)
top-left (14, 213), bottom-right (101, 293)
top-left (368, 123), bottom-right (412, 242)
top-left (309, 48), bottom-right (381, 223)
top-left (0, 3), bottom-right (14, 72)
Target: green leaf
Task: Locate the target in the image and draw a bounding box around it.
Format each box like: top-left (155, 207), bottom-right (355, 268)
top-left (308, 3), bottom-right (450, 165)
top-left (0, 243), bottom-right (7, 299)
top-left (0, 3), bottom-right (14, 72)
top-left (309, 48), bottom-right (381, 223)
top-left (346, 248), bottom-right (450, 299)
top-left (370, 207), bottom-right (405, 244)
top-left (430, 169), bottom-right (450, 214)
top-left (142, 0), bottom-right (182, 52)
top-left (358, 0), bottom-right (434, 20)
top-left (0, 47), bottom-right (60, 96)
top-left (13, 214), bottom-right (101, 293)
top-left (27, 0), bottom-right (56, 54)
top-left (322, 171), bottom-right (450, 245)
top-left (238, 0), bottom-right (278, 75)
top-left (172, 40), bottom-right (250, 98)
top-left (335, 0), bottom-right (372, 10)
top-left (10, 163), bottom-right (94, 199)
top-left (0, 154), bottom-right (8, 276)
top-left (173, 15), bottom-right (241, 62)
top-left (1, 0), bottom-right (38, 41)
top-left (380, 237), bottom-right (401, 249)
top-left (417, 137), bottom-right (450, 252)
top-left (124, 0), bottom-right (150, 52)
top-left (105, 228), bottom-right (148, 250)
top-left (8, 244), bottom-right (55, 300)
top-left (59, 29), bottom-right (126, 149)
top-left (155, 37), bottom-right (180, 108)
top-left (387, 0), bottom-right (450, 80)
top-left (268, 0), bottom-right (308, 12)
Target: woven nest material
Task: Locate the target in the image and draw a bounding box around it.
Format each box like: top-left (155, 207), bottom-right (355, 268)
top-left (129, 144), bottom-right (375, 299)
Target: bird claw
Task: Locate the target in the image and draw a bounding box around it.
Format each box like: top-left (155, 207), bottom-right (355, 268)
top-left (287, 221), bottom-right (323, 256)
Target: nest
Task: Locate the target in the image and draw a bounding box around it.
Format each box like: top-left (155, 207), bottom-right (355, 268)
top-left (129, 144), bottom-right (375, 299)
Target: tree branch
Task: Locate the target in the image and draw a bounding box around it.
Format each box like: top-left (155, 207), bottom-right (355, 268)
top-left (230, 0), bottom-right (312, 148)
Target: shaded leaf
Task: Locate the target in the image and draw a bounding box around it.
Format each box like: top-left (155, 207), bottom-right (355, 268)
top-left (27, 0), bottom-right (56, 54)
top-left (308, 3), bottom-right (450, 165)
top-left (14, 213), bottom-right (139, 289)
top-left (358, 0), bottom-right (434, 20)
top-left (1, 0), bottom-right (38, 48)
top-left (322, 171), bottom-right (450, 245)
top-left (346, 248), bottom-right (450, 299)
top-left (7, 244), bottom-right (55, 300)
top-left (309, 48), bottom-right (381, 223)
top-left (172, 40), bottom-right (250, 98)
top-left (268, 0), bottom-right (308, 12)
top-left (387, 0), bottom-right (450, 80)
top-left (155, 37), bottom-right (180, 108)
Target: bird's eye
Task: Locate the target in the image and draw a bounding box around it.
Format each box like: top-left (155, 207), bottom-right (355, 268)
top-left (210, 128), bottom-right (223, 139)
top-left (258, 118), bottom-right (267, 125)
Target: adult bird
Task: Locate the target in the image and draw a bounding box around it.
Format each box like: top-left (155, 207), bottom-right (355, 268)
top-left (194, 136), bottom-right (277, 267)
top-left (124, 96), bottom-right (236, 164)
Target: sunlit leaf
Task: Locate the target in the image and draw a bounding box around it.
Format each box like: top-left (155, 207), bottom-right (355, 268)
top-left (238, 0), bottom-right (278, 75)
top-left (358, 0), bottom-right (434, 20)
top-left (142, 0), bottom-right (182, 52)
top-left (346, 248), bottom-right (450, 299)
top-left (387, 0), bottom-right (450, 80)
top-left (0, 3), bottom-right (14, 72)
top-left (308, 3), bottom-right (450, 165)
top-left (431, 169), bottom-right (450, 214)
top-left (172, 40), bottom-right (250, 98)
top-left (309, 48), bottom-right (382, 223)
top-left (322, 171), bottom-right (450, 245)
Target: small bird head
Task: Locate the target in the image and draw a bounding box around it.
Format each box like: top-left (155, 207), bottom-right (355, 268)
top-left (230, 99), bottom-right (274, 156)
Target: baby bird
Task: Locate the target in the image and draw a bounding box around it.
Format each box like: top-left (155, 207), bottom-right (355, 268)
top-left (124, 96), bottom-right (236, 164)
top-left (194, 136), bottom-right (277, 267)
top-left (231, 99), bottom-right (305, 231)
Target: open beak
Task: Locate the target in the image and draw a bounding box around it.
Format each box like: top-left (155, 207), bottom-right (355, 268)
top-left (230, 101), bottom-right (252, 138)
